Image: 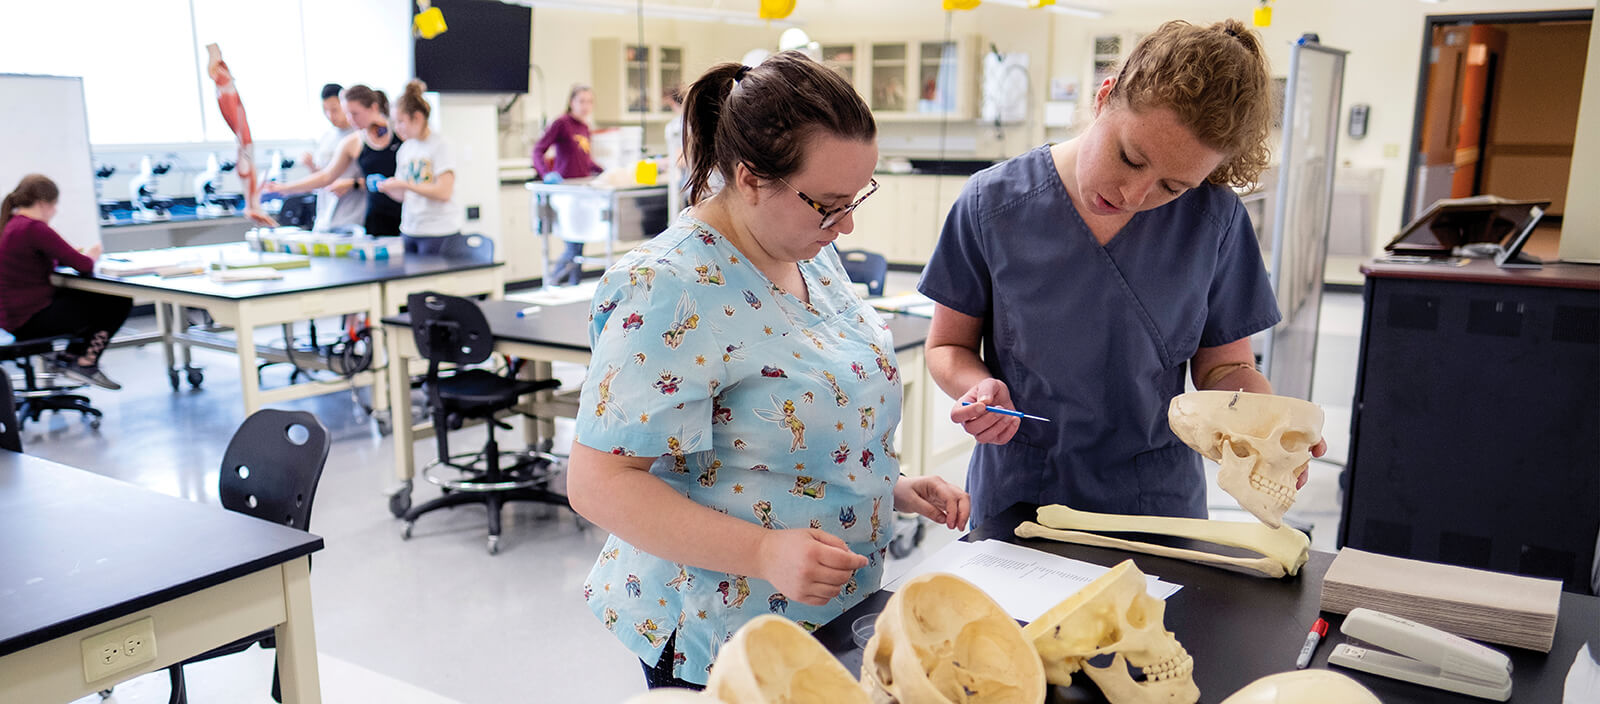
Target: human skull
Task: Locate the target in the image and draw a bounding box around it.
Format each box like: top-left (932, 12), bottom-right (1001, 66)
top-left (861, 573), bottom-right (1046, 704)
top-left (1168, 391), bottom-right (1324, 528)
top-left (1219, 670), bottom-right (1382, 704)
top-left (1022, 560), bottom-right (1198, 704)
top-left (704, 615), bottom-right (868, 704)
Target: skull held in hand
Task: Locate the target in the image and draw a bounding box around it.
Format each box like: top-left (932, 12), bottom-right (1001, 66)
top-left (1168, 391), bottom-right (1323, 528)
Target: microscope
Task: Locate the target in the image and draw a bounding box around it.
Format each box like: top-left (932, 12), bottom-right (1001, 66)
top-left (192, 153), bottom-right (238, 217)
top-left (129, 156), bottom-right (174, 222)
top-left (94, 164), bottom-right (119, 224)
top-left (261, 150), bottom-right (295, 216)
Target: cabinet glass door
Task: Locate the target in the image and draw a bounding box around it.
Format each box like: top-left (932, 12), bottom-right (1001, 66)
top-left (659, 47), bottom-right (683, 108)
top-left (822, 44), bottom-right (856, 85)
top-left (625, 44), bottom-right (650, 114)
top-left (917, 41), bottom-right (957, 113)
top-left (871, 43), bottom-right (907, 112)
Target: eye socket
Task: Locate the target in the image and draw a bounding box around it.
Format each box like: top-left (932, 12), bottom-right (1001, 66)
top-left (1119, 149), bottom-right (1141, 168)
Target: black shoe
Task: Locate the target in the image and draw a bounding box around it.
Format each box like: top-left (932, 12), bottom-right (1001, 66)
top-left (53, 357), bottom-right (122, 391)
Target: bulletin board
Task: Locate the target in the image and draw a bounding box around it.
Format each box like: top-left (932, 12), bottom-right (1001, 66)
top-left (0, 74), bottom-right (100, 249)
top-left (1259, 41), bottom-right (1347, 402)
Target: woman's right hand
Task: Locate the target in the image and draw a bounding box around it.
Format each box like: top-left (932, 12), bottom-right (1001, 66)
top-left (951, 378), bottom-right (1021, 445)
top-left (757, 529), bottom-right (868, 606)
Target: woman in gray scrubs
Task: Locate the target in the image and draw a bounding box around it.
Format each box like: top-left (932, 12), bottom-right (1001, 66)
top-left (919, 18), bottom-right (1325, 527)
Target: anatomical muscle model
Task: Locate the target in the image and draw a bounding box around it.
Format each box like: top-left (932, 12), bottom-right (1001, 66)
top-left (205, 43), bottom-right (276, 227)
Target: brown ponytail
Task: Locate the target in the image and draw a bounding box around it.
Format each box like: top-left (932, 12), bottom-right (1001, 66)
top-left (0, 174), bottom-right (59, 232)
top-left (398, 79), bottom-right (430, 119)
top-left (682, 50), bottom-right (875, 206)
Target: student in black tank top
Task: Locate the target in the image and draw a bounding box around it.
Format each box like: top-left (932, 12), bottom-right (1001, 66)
top-left (358, 135), bottom-right (403, 236)
top-left (263, 84), bottom-right (403, 236)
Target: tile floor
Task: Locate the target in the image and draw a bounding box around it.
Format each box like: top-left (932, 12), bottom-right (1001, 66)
top-left (24, 276), bottom-right (1364, 703)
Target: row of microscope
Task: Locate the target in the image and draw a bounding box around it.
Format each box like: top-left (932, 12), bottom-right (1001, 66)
top-left (93, 149), bottom-right (303, 225)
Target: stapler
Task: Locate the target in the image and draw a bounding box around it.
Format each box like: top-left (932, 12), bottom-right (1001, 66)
top-left (1328, 608), bottom-right (1512, 701)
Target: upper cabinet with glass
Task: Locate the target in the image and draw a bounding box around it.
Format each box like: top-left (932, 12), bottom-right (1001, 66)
top-left (591, 38), bottom-right (685, 123)
top-left (822, 36), bottom-right (977, 120)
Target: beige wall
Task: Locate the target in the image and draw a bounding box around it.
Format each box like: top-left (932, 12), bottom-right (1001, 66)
top-left (520, 0), bottom-right (1595, 259)
top-left (1559, 9), bottom-right (1600, 262)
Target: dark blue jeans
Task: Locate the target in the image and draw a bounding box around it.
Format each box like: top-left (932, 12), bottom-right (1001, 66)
top-left (402, 232), bottom-right (463, 256)
top-left (552, 240), bottom-right (586, 286)
top-left (640, 630), bottom-right (702, 690)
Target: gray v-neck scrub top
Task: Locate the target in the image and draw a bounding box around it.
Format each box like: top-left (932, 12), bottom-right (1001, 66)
top-left (917, 145), bottom-right (1281, 527)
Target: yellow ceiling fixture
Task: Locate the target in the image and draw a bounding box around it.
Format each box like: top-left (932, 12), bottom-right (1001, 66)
top-left (1029, 0), bottom-right (1056, 7)
top-left (1253, 0), bottom-right (1273, 27)
top-left (944, 0), bottom-right (981, 10)
top-left (414, 0), bottom-right (447, 39)
top-left (759, 0), bottom-right (796, 20)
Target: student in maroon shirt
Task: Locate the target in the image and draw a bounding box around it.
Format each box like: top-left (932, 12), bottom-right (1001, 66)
top-left (0, 174), bottom-right (131, 390)
top-left (533, 84), bottom-right (606, 285)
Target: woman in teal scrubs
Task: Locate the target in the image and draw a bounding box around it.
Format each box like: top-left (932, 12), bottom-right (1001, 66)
top-left (920, 19), bottom-right (1324, 527)
top-left (567, 51), bottom-right (969, 690)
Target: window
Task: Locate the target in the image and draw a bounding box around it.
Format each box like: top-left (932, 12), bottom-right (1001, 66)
top-left (0, 0), bottom-right (411, 145)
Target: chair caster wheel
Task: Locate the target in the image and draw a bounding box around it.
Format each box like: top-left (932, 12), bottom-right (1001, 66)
top-left (186, 368), bottom-right (204, 388)
top-left (98, 688), bottom-right (113, 700)
top-left (401, 522), bottom-right (414, 540)
top-left (168, 369), bottom-right (181, 391)
top-left (389, 488), bottom-right (412, 517)
top-left (487, 536), bottom-right (499, 555)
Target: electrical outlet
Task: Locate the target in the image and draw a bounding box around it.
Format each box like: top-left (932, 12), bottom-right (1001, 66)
top-left (81, 617), bottom-right (157, 683)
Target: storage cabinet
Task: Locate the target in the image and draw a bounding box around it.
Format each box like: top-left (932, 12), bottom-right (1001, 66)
top-left (1341, 259), bottom-right (1600, 594)
top-left (591, 38), bottom-right (684, 123)
top-left (817, 36), bottom-right (978, 120)
top-left (847, 174), bottom-right (967, 265)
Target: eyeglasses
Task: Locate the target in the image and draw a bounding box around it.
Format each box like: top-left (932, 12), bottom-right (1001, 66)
top-left (775, 176), bottom-right (879, 230)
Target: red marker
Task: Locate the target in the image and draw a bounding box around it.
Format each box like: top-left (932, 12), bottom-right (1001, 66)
top-left (1296, 617), bottom-right (1329, 669)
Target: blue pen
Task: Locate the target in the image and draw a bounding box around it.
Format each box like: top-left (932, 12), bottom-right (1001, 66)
top-left (515, 306), bottom-right (541, 318)
top-left (960, 402), bottom-right (1051, 422)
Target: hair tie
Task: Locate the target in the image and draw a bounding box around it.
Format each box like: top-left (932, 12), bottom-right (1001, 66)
top-left (734, 65), bottom-right (751, 81)
top-left (1224, 27), bottom-right (1239, 38)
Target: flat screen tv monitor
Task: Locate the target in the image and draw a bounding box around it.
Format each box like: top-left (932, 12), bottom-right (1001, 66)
top-left (413, 0), bottom-right (531, 93)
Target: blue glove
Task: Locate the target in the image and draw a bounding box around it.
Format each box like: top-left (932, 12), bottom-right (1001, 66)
top-left (366, 174), bottom-right (387, 192)
top-left (541, 172), bottom-right (564, 184)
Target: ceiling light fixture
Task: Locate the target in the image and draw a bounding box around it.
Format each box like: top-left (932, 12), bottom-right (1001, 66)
top-left (509, 0), bottom-right (806, 28)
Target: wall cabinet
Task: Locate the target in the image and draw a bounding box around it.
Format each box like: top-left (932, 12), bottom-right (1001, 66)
top-left (591, 38), bottom-right (684, 124)
top-left (816, 36), bottom-right (978, 120)
top-left (848, 174), bottom-right (967, 265)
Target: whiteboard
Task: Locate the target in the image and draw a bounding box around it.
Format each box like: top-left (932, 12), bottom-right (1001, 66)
top-left (0, 74), bottom-right (100, 249)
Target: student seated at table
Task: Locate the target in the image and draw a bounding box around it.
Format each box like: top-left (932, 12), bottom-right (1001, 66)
top-left (376, 80), bottom-right (462, 255)
top-left (0, 174), bottom-right (132, 390)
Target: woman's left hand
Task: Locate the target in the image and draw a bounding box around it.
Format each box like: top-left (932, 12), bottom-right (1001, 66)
top-left (377, 178), bottom-right (408, 199)
top-left (893, 475), bottom-right (971, 531)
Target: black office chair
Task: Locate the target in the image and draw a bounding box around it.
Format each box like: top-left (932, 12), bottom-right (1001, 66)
top-left (838, 248), bottom-right (890, 297)
top-left (162, 408), bottom-right (331, 704)
top-left (400, 291), bottom-right (568, 555)
top-left (0, 370), bottom-right (20, 453)
top-left (439, 233), bottom-right (495, 263)
top-left (272, 193), bottom-right (319, 229)
top-left (0, 333), bottom-right (102, 429)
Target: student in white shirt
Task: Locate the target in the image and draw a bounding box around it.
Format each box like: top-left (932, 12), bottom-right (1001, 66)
top-left (378, 80), bottom-right (463, 255)
top-left (302, 82), bottom-right (366, 232)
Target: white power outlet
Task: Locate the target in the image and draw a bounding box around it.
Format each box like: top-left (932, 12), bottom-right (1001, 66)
top-left (81, 617), bottom-right (158, 683)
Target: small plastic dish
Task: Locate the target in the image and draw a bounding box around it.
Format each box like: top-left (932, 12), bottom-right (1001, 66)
top-left (852, 614), bottom-right (877, 649)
